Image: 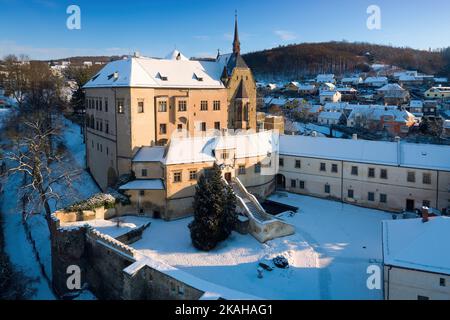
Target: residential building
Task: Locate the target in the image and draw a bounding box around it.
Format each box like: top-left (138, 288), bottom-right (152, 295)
top-left (319, 90), bottom-right (342, 104)
top-left (285, 81), bottom-right (300, 91)
top-left (341, 76), bottom-right (363, 86)
top-left (364, 77), bottom-right (388, 87)
top-left (298, 84), bottom-right (317, 95)
top-left (383, 216), bottom-right (450, 300)
top-left (425, 86), bottom-right (450, 99)
top-left (317, 111), bottom-right (344, 125)
top-left (278, 135), bottom-right (450, 213)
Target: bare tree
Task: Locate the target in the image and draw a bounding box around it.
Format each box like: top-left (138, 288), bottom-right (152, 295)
top-left (1, 112), bottom-right (80, 225)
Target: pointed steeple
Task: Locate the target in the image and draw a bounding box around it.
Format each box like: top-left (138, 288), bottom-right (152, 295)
top-left (233, 11), bottom-right (241, 55)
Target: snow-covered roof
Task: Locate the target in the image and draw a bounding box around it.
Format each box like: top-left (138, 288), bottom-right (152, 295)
top-left (410, 100), bottom-right (423, 108)
top-left (320, 90), bottom-right (340, 97)
top-left (342, 77), bottom-right (362, 83)
top-left (279, 135), bottom-right (450, 171)
top-left (119, 179), bottom-right (165, 190)
top-left (377, 83), bottom-right (405, 92)
top-left (318, 111), bottom-right (343, 120)
top-left (298, 84), bottom-right (316, 90)
top-left (383, 217), bottom-right (450, 275)
top-left (427, 86), bottom-right (450, 93)
top-left (163, 131), bottom-right (276, 165)
top-left (133, 146), bottom-right (166, 162)
top-left (83, 53), bottom-right (229, 89)
top-left (164, 49), bottom-right (189, 61)
top-left (364, 77), bottom-right (388, 83)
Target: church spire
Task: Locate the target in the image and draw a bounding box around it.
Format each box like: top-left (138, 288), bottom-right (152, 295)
top-left (233, 11), bottom-right (241, 55)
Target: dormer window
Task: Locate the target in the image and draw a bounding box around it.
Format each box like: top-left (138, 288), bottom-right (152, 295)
top-left (193, 73), bottom-right (204, 82)
top-left (156, 72), bottom-right (168, 81)
top-left (107, 72), bottom-right (119, 81)
top-left (91, 74), bottom-right (100, 82)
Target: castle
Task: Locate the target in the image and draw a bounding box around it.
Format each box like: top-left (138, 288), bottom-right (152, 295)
top-left (83, 15), bottom-right (259, 191)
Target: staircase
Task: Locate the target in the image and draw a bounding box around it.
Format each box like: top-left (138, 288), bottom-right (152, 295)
top-left (227, 177), bottom-right (295, 242)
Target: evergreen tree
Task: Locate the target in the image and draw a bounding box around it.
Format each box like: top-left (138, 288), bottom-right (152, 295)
top-left (189, 164), bottom-right (237, 251)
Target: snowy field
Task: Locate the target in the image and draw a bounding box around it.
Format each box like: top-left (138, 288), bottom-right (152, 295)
top-left (131, 192), bottom-right (393, 300)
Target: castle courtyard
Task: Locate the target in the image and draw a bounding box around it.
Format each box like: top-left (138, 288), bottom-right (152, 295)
top-left (115, 192), bottom-right (394, 300)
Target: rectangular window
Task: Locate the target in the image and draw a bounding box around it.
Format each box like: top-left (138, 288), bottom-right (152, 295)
top-left (117, 99), bottom-right (125, 114)
top-left (368, 192), bottom-right (375, 202)
top-left (213, 100), bottom-right (221, 111)
top-left (279, 158), bottom-right (284, 167)
top-left (295, 160), bottom-right (301, 169)
top-left (138, 101), bottom-right (144, 113)
top-left (159, 124), bottom-right (167, 135)
top-left (380, 194), bottom-right (387, 203)
top-left (324, 184), bottom-right (331, 194)
top-left (201, 122), bottom-right (207, 132)
top-left (105, 99), bottom-right (108, 112)
top-left (178, 100), bottom-right (187, 112)
top-left (407, 171), bottom-right (416, 183)
top-left (173, 172), bottom-right (182, 183)
top-left (423, 173), bottom-right (431, 185)
top-left (96, 99), bottom-right (99, 110)
top-left (440, 278), bottom-right (446, 287)
top-left (189, 170), bottom-right (197, 181)
top-left (221, 152), bottom-right (229, 160)
top-left (158, 101), bottom-right (167, 112)
top-left (200, 101), bottom-right (208, 111)
top-left (105, 121), bottom-right (109, 134)
top-left (139, 190), bottom-right (145, 196)
top-left (320, 163), bottom-right (326, 172)
top-left (348, 189), bottom-right (354, 199)
top-left (142, 169), bottom-right (148, 177)
top-left (380, 169), bottom-right (388, 180)
top-left (238, 165), bottom-right (246, 175)
top-left (368, 168), bottom-right (375, 178)
top-left (299, 181), bottom-right (305, 189)
top-left (332, 164), bottom-right (338, 173)
top-left (214, 122), bottom-right (220, 130)
top-left (99, 99), bottom-right (102, 111)
top-left (255, 163), bottom-right (261, 174)
top-left (351, 166), bottom-right (358, 176)
top-left (291, 179), bottom-right (297, 188)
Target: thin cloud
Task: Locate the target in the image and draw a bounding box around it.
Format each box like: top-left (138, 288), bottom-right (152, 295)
top-left (274, 30), bottom-right (297, 41)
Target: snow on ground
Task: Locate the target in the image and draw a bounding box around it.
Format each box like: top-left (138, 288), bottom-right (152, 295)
top-left (131, 192), bottom-right (392, 300)
top-left (62, 216), bottom-right (152, 239)
top-left (0, 116), bottom-right (100, 300)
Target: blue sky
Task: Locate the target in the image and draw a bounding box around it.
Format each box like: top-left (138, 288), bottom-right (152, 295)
top-left (1, 0), bottom-right (450, 60)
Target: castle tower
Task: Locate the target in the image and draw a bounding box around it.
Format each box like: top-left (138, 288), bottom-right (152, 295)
top-left (224, 13), bottom-right (257, 131)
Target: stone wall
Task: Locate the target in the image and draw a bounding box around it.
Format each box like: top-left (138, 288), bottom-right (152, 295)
top-left (50, 210), bottom-right (230, 300)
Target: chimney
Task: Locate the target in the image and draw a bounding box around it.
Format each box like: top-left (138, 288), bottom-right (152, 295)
top-left (352, 134), bottom-right (358, 140)
top-left (422, 206), bottom-right (429, 223)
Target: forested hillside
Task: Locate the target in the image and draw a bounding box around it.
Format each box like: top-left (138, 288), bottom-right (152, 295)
top-left (243, 42), bottom-right (450, 80)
